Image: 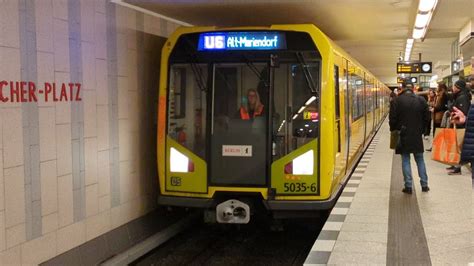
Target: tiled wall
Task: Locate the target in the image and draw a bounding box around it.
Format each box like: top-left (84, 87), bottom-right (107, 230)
top-left (0, 0), bottom-right (179, 264)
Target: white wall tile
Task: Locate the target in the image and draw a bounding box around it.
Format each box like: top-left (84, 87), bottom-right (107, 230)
top-left (144, 15), bottom-right (161, 36)
top-left (58, 174), bottom-right (73, 227)
top-left (4, 166), bottom-right (25, 228)
top-left (6, 223), bottom-right (25, 249)
top-left (56, 221), bottom-right (85, 254)
top-left (35, 0), bottom-right (54, 53)
top-left (81, 41), bottom-right (96, 91)
top-left (118, 76), bottom-right (129, 119)
top-left (80, 0), bottom-right (95, 42)
top-left (95, 59), bottom-right (108, 105)
top-left (85, 210), bottom-right (110, 241)
top-left (39, 107), bottom-right (56, 161)
top-left (118, 119), bottom-right (130, 161)
top-left (95, 0), bottom-right (106, 14)
top-left (42, 212), bottom-right (58, 234)
top-left (56, 124), bottom-right (72, 176)
top-left (84, 137), bottom-right (98, 185)
top-left (54, 72), bottom-right (72, 124)
top-left (110, 201), bottom-right (132, 229)
top-left (97, 105), bottom-right (109, 151)
top-left (40, 160), bottom-right (57, 216)
top-left (98, 150), bottom-right (110, 196)
top-left (2, 108), bottom-right (23, 168)
top-left (116, 33), bottom-right (127, 76)
top-left (0, 0), bottom-right (20, 48)
top-left (53, 18), bottom-right (70, 72)
top-left (0, 211), bottom-right (5, 252)
top-left (94, 12), bottom-right (107, 59)
top-left (85, 184), bottom-right (98, 218)
top-left (21, 232), bottom-right (56, 265)
top-left (36, 52), bottom-right (55, 107)
top-left (0, 152), bottom-right (4, 211)
top-left (83, 90), bottom-right (97, 138)
top-left (52, 0), bottom-right (68, 20)
top-left (0, 246), bottom-right (21, 265)
top-left (119, 161), bottom-right (131, 204)
top-left (98, 195), bottom-right (110, 213)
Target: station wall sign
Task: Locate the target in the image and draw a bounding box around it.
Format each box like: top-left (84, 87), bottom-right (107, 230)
top-left (0, 80), bottom-right (82, 103)
top-left (396, 62), bottom-right (432, 74)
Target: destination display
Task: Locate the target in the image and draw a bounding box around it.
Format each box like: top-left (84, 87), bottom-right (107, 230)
top-left (396, 62), bottom-right (432, 74)
top-left (198, 32), bottom-right (287, 51)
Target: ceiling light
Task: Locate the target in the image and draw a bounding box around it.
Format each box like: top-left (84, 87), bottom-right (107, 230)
top-left (305, 96), bottom-right (317, 106)
top-left (418, 0), bottom-right (437, 12)
top-left (415, 13), bottom-right (430, 28)
top-left (406, 39), bottom-right (414, 45)
top-left (404, 54), bottom-right (410, 61)
top-left (412, 28), bottom-right (424, 39)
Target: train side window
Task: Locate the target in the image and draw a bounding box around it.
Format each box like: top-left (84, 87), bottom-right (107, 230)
top-left (167, 64), bottom-right (208, 158)
top-left (350, 72), bottom-right (364, 121)
top-left (335, 65), bottom-right (340, 119)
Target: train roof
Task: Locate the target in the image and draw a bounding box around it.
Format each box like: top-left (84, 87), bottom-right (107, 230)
top-left (167, 24), bottom-right (387, 89)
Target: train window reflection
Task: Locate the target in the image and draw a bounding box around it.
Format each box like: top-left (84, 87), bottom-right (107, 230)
top-left (167, 64), bottom-right (208, 158)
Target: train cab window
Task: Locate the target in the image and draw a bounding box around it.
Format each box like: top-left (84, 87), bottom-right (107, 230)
top-left (167, 64), bottom-right (208, 158)
top-left (210, 63), bottom-right (269, 186)
top-left (273, 62), bottom-right (320, 160)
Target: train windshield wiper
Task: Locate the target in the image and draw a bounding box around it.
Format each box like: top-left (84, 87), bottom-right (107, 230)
top-left (242, 56), bottom-right (269, 88)
top-left (295, 52), bottom-right (318, 96)
top-left (190, 61), bottom-right (207, 93)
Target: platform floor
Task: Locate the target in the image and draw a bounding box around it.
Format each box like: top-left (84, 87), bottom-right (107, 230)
top-left (304, 120), bottom-right (474, 265)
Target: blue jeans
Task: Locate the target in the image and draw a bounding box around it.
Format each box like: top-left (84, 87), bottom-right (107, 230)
top-left (401, 153), bottom-right (428, 188)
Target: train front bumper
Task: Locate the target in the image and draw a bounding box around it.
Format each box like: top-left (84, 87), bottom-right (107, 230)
top-left (157, 194), bottom-right (339, 211)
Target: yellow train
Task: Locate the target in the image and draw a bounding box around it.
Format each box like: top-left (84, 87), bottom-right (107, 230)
top-left (157, 24), bottom-right (390, 223)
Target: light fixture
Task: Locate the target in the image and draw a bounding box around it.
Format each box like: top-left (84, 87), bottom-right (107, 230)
top-left (413, 28), bottom-right (424, 39)
top-left (415, 13), bottom-right (430, 28)
top-left (418, 0), bottom-right (437, 12)
top-left (412, 0), bottom-right (438, 40)
top-left (297, 106), bottom-right (305, 114)
top-left (305, 96), bottom-right (317, 106)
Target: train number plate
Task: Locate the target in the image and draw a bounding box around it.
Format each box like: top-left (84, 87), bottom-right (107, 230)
top-left (222, 145), bottom-right (252, 157)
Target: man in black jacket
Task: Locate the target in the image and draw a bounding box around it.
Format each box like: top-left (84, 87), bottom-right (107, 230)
top-left (447, 79), bottom-right (471, 175)
top-left (389, 82), bottom-right (430, 194)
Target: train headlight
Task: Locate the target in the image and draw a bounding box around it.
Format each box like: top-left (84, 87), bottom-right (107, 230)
top-left (284, 150), bottom-right (313, 175)
top-left (170, 148), bottom-right (194, 173)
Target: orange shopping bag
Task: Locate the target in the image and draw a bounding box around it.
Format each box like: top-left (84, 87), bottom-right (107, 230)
top-left (431, 126), bottom-right (463, 165)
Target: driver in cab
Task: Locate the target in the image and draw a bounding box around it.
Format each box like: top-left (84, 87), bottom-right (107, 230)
top-left (239, 89), bottom-right (264, 120)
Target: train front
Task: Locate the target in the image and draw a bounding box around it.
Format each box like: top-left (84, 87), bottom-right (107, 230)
top-left (158, 26), bottom-right (331, 223)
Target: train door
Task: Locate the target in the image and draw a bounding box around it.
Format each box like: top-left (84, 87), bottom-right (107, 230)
top-left (333, 61), bottom-right (345, 180)
top-left (341, 58), bottom-right (351, 174)
top-left (209, 63), bottom-right (269, 186)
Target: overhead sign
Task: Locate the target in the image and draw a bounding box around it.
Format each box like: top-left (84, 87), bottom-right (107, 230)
top-left (396, 62), bottom-right (432, 74)
top-left (198, 32), bottom-right (287, 51)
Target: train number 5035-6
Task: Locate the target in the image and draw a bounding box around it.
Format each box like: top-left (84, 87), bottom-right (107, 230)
top-left (283, 182), bottom-right (317, 193)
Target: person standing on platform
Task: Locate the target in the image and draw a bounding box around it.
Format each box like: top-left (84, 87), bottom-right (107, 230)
top-left (389, 82), bottom-right (430, 194)
top-left (446, 80), bottom-right (471, 175)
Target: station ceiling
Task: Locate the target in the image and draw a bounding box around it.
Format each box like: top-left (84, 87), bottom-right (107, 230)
top-left (125, 0), bottom-right (473, 85)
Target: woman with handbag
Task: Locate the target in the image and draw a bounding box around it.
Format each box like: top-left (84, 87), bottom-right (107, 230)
top-left (426, 84), bottom-right (448, 151)
top-left (446, 80), bottom-right (471, 175)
